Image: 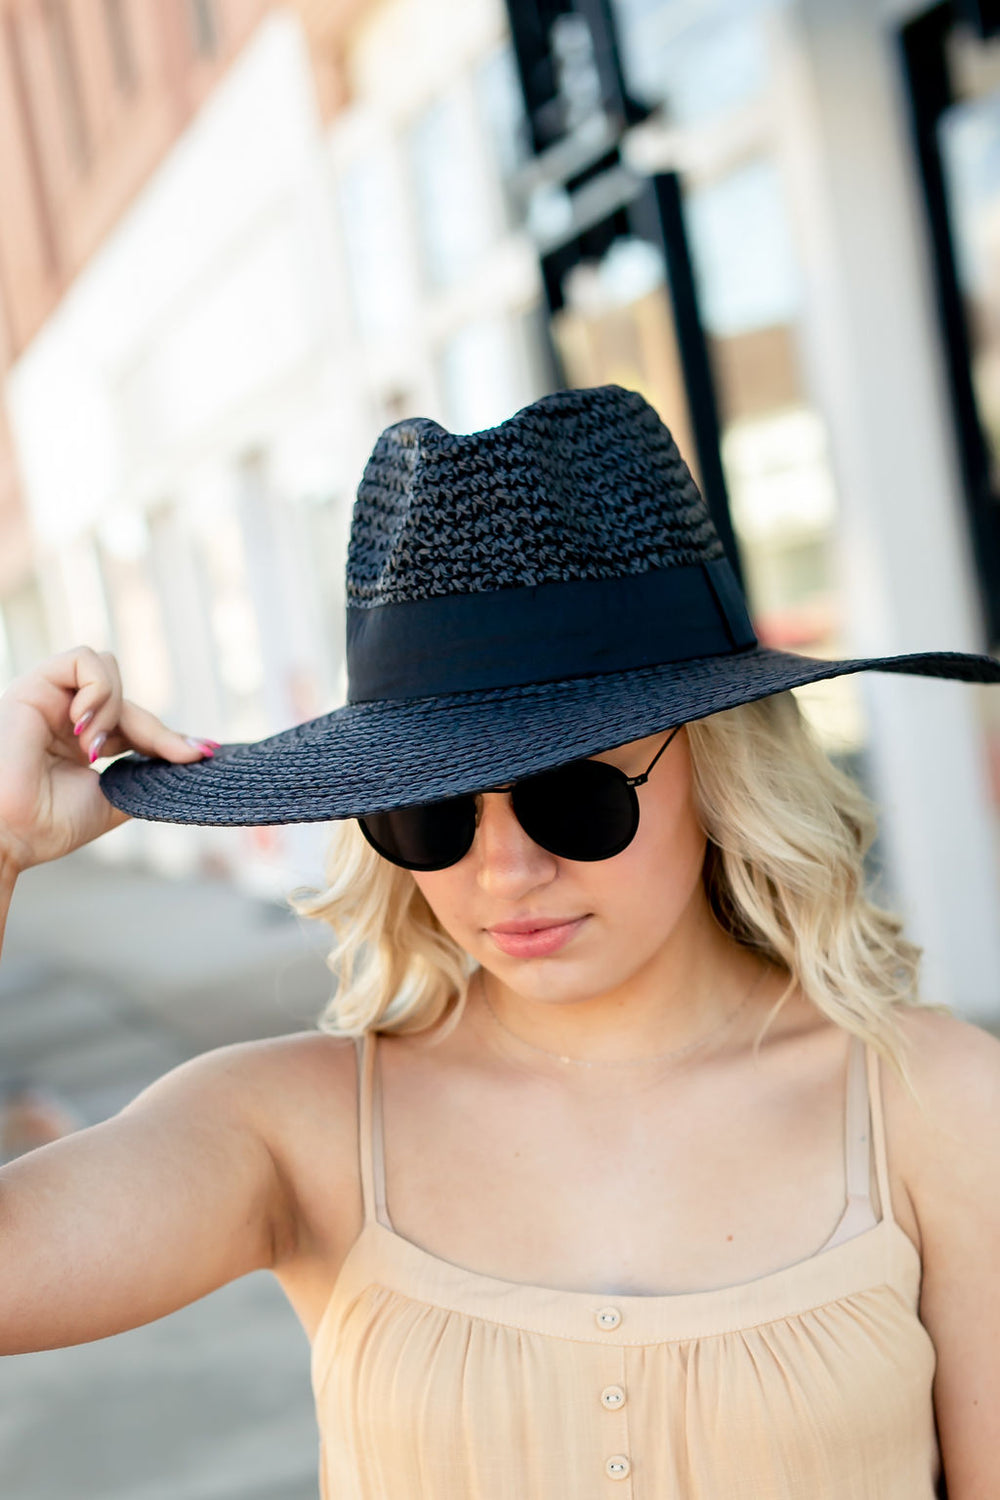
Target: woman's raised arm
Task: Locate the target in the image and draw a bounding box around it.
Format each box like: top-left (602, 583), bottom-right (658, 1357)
top-left (0, 1038), bottom-right (295, 1354)
top-left (0, 648), bottom-right (295, 1354)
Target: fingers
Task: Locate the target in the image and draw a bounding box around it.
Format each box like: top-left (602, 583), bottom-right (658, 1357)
top-left (64, 648), bottom-right (123, 762)
top-left (99, 698), bottom-right (220, 766)
top-left (41, 646), bottom-right (219, 767)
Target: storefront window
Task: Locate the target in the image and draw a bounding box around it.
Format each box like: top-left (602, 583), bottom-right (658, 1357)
top-left (549, 0), bottom-right (858, 755)
top-left (337, 149), bottom-right (415, 341)
top-left (939, 30), bottom-right (1000, 488)
top-left (612, 0), bottom-right (772, 125)
top-left (476, 43), bottom-right (532, 231)
top-left (408, 90), bottom-right (494, 288)
top-left (551, 236), bottom-right (698, 478)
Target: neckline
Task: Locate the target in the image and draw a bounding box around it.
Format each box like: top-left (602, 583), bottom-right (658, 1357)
top-left (320, 1028), bottom-right (913, 1354)
top-left (365, 1206), bottom-right (914, 1304)
top-left (311, 1213), bottom-right (921, 1364)
top-left (360, 1027), bottom-right (886, 1283)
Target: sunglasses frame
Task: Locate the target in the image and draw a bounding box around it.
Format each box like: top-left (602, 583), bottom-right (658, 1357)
top-left (357, 725), bottom-right (681, 872)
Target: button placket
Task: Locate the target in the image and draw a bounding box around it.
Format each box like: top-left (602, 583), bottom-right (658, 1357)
top-left (598, 1346), bottom-right (631, 1492)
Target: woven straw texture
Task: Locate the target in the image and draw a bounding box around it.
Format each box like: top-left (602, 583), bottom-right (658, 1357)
top-left (346, 385), bottom-right (723, 606)
top-left (99, 384), bottom-right (1000, 826)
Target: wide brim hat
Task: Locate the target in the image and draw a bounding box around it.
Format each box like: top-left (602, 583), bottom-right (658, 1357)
top-left (99, 385), bottom-right (1000, 827)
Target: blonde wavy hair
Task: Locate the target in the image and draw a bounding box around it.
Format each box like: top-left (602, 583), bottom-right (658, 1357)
top-left (289, 690), bottom-right (938, 1085)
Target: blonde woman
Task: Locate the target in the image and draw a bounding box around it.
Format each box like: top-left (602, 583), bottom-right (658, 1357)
top-left (2, 385), bottom-right (999, 1498)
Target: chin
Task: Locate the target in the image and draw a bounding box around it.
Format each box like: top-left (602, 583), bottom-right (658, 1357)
top-left (490, 956), bottom-right (629, 1007)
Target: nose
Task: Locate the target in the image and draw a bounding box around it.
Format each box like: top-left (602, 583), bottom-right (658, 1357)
top-left (473, 791), bottom-right (557, 897)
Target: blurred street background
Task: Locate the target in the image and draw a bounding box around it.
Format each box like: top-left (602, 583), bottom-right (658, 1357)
top-left (2, 0), bottom-right (1000, 1493)
top-left (0, 848), bottom-right (331, 1497)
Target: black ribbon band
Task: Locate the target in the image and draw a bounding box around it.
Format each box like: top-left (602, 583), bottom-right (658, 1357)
top-left (346, 558), bottom-right (757, 704)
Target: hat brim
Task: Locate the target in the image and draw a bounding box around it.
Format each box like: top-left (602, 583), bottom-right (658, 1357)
top-left (98, 644), bottom-right (1000, 827)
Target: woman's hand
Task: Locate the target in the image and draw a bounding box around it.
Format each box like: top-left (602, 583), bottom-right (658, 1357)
top-left (0, 645), bottom-right (217, 874)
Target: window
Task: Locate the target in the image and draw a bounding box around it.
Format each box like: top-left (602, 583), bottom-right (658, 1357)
top-left (408, 91), bottom-right (493, 288)
top-left (685, 156), bottom-right (839, 652)
top-left (612, 0), bottom-right (771, 125)
top-left (476, 44), bottom-right (532, 232)
top-left (551, 234), bottom-right (699, 481)
top-left (901, 8), bottom-right (1000, 644)
top-left (336, 149), bottom-right (414, 341)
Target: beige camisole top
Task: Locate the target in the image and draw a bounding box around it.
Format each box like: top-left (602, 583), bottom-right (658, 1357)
top-left (311, 1032), bottom-right (942, 1497)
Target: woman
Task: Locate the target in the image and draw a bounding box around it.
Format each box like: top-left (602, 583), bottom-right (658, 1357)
top-left (1, 384), bottom-right (999, 1497)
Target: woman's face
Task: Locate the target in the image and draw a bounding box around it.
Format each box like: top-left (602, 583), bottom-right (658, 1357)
top-left (410, 728), bottom-right (714, 1007)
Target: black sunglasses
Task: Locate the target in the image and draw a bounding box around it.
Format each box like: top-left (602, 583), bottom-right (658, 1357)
top-left (357, 727), bottom-right (681, 872)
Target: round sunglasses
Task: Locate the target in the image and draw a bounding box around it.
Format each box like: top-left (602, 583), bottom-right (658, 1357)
top-left (357, 727), bottom-right (681, 872)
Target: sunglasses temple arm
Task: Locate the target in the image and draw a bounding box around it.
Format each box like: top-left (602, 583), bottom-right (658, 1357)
top-left (627, 725), bottom-right (682, 787)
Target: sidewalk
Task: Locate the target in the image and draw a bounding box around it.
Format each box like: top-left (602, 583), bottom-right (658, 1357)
top-left (0, 850), bottom-right (334, 1500)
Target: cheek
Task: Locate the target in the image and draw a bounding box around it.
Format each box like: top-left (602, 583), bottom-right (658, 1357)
top-left (410, 867), bottom-right (476, 938)
top-left (592, 780), bottom-right (707, 933)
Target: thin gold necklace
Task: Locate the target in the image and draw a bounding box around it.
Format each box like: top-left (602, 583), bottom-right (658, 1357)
top-left (477, 960), bottom-right (768, 1069)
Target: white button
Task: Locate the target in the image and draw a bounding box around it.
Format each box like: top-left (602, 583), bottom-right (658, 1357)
top-left (601, 1384), bottom-right (626, 1410)
top-left (606, 1454), bottom-right (631, 1479)
top-left (595, 1305), bottom-right (622, 1330)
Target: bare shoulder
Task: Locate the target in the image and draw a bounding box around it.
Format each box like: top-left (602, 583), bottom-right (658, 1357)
top-left (139, 1027), bottom-right (357, 1124)
top-left (883, 1005), bottom-right (1000, 1133)
top-left (162, 1028), bottom-right (366, 1283)
top-left (188, 1028), bottom-right (360, 1151)
top-left (881, 1008), bottom-right (1000, 1483)
top-left (880, 1006), bottom-right (1000, 1244)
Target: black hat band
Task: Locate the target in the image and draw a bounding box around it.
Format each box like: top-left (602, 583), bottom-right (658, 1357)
top-left (346, 558), bottom-right (757, 704)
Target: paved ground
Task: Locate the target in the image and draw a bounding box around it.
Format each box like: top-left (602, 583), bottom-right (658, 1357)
top-left (0, 850), bottom-right (336, 1500)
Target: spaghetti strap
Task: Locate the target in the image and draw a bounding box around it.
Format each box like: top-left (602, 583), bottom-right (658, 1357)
top-left (355, 1033), bottom-right (379, 1225)
top-left (370, 1032), bottom-right (392, 1228)
top-left (844, 1034), bottom-right (871, 1202)
top-left (865, 1041), bottom-right (895, 1226)
top-left (821, 1033), bottom-right (878, 1252)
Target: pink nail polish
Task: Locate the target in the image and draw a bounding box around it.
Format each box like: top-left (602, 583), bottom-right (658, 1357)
top-left (88, 733), bottom-right (107, 764)
top-left (73, 711), bottom-right (94, 736)
top-left (204, 739), bottom-right (221, 749)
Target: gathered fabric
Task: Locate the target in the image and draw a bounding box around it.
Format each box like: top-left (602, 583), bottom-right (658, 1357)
top-left (311, 1032), bottom-right (941, 1498)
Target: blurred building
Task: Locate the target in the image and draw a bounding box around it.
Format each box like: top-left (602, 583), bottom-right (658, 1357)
top-left (0, 0), bottom-right (360, 891)
top-left (1, 0), bottom-right (999, 1016)
top-left (0, 0), bottom-right (268, 657)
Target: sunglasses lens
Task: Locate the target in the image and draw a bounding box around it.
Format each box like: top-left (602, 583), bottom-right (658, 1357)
top-left (512, 758), bottom-right (638, 861)
top-left (359, 795), bottom-right (476, 871)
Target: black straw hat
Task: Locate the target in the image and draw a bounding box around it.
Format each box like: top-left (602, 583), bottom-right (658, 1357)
top-left (99, 385), bottom-right (1000, 826)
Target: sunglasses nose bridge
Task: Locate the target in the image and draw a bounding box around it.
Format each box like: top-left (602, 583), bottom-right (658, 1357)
top-left (470, 787), bottom-right (560, 892)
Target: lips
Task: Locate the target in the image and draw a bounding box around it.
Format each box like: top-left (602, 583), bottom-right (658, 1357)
top-left (485, 916), bottom-right (588, 958)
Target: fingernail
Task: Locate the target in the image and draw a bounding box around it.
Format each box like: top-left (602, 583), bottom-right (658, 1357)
top-left (73, 711), bottom-right (94, 736)
top-left (88, 733), bottom-right (107, 764)
top-left (184, 736), bottom-right (215, 757)
top-left (203, 739), bottom-right (221, 749)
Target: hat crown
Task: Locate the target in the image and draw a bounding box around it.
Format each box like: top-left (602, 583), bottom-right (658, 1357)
top-left (346, 385), bottom-right (724, 608)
